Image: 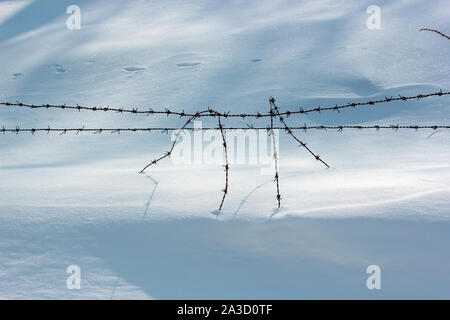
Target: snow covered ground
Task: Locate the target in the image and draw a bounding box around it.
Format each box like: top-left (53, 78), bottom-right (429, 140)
top-left (0, 0), bottom-right (450, 299)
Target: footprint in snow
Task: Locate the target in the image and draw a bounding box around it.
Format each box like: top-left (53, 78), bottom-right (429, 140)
top-left (176, 62), bottom-right (201, 67)
top-left (123, 66), bottom-right (146, 79)
top-left (48, 64), bottom-right (66, 74)
top-left (123, 66), bottom-right (146, 73)
top-left (11, 73), bottom-right (23, 79)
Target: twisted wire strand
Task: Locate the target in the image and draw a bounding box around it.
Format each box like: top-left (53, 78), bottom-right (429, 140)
top-left (270, 97), bottom-right (329, 168)
top-left (1, 125), bottom-right (449, 134)
top-left (218, 116), bottom-right (229, 211)
top-left (138, 109), bottom-right (218, 173)
top-left (1, 90), bottom-right (448, 119)
top-left (269, 100), bottom-right (281, 208)
top-left (420, 28), bottom-right (450, 40)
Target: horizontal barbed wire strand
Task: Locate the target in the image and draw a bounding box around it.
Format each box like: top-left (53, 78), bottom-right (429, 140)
top-left (2, 125), bottom-right (448, 134)
top-left (1, 91), bottom-right (449, 118)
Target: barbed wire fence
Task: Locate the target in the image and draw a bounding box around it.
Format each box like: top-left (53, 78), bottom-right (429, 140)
top-left (420, 28), bottom-right (450, 40)
top-left (1, 28), bottom-right (449, 210)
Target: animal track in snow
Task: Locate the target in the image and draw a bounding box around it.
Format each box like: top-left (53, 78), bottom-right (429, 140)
top-left (48, 64), bottom-right (66, 74)
top-left (123, 66), bottom-right (146, 73)
top-left (176, 62), bottom-right (201, 67)
top-left (11, 73), bottom-right (23, 79)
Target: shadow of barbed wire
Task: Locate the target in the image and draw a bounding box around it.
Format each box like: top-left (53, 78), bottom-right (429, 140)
top-left (142, 174), bottom-right (159, 220)
top-left (110, 173), bottom-right (159, 299)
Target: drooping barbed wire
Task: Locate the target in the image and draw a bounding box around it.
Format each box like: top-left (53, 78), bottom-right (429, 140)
top-left (1, 90), bottom-right (448, 119)
top-left (269, 100), bottom-right (281, 208)
top-left (270, 97), bottom-right (329, 168)
top-left (2, 107), bottom-right (449, 210)
top-left (420, 28), bottom-right (450, 40)
top-left (138, 109), bottom-right (218, 173)
top-left (218, 116), bottom-right (229, 211)
top-left (2, 29), bottom-right (449, 210)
